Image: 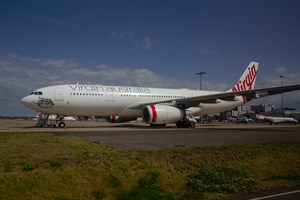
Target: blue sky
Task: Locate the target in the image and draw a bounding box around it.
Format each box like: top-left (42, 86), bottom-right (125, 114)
top-left (0, 0), bottom-right (299, 116)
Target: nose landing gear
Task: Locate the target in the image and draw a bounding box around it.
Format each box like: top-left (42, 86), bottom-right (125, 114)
top-left (35, 112), bottom-right (66, 128)
top-left (58, 121), bottom-right (66, 128)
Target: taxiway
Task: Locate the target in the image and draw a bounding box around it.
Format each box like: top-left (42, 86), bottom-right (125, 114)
top-left (1, 119), bottom-right (299, 150)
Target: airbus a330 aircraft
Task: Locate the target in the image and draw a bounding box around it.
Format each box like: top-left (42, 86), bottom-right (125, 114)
top-left (21, 62), bottom-right (300, 128)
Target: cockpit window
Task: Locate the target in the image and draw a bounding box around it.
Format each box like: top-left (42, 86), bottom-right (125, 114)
top-left (30, 91), bottom-right (43, 95)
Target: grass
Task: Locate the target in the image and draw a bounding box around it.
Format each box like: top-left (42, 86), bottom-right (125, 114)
top-left (0, 132), bottom-right (299, 199)
top-left (186, 166), bottom-right (256, 193)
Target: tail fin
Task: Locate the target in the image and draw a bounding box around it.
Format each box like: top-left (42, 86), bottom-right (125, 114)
top-left (229, 61), bottom-right (259, 92)
top-left (255, 112), bottom-right (265, 120)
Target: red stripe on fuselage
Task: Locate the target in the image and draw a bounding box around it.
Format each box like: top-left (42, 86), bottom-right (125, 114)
top-left (150, 105), bottom-right (157, 123)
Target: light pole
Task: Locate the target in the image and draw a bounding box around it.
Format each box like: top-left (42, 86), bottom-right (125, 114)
top-left (279, 75), bottom-right (284, 110)
top-left (196, 72), bottom-right (206, 90)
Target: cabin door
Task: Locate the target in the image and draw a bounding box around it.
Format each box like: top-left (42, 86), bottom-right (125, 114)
top-left (55, 88), bottom-right (63, 101)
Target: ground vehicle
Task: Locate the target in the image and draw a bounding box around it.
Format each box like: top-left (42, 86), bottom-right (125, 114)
top-left (236, 116), bottom-right (253, 124)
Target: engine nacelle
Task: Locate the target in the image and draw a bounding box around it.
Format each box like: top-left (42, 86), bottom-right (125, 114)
top-left (143, 105), bottom-right (184, 124)
top-left (106, 116), bottom-right (137, 123)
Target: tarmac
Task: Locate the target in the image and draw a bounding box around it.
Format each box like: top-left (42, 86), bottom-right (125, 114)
top-left (1, 119), bottom-right (299, 150)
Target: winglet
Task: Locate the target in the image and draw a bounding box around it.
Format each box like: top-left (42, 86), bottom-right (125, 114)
top-left (229, 62), bottom-right (259, 92)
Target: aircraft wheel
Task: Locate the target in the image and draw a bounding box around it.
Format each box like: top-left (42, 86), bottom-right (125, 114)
top-left (58, 122), bottom-right (66, 128)
top-left (150, 123), bottom-right (166, 128)
top-left (150, 123), bottom-right (157, 128)
top-left (176, 121), bottom-right (190, 128)
top-left (176, 121), bottom-right (183, 128)
top-left (189, 121), bottom-right (196, 128)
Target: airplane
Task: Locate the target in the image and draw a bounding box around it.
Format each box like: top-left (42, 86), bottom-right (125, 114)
top-left (255, 113), bottom-right (299, 124)
top-left (21, 61), bottom-right (300, 128)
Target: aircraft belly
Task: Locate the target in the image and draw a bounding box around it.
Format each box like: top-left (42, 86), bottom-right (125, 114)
top-left (47, 99), bottom-right (128, 116)
top-left (117, 109), bottom-right (142, 117)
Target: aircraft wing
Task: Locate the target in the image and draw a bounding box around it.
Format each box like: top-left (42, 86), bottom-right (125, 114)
top-left (248, 84), bottom-right (300, 97)
top-left (127, 84), bottom-right (300, 109)
top-left (180, 84), bottom-right (300, 103)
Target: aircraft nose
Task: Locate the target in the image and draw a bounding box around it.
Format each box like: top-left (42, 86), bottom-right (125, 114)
top-left (21, 96), bottom-right (32, 107)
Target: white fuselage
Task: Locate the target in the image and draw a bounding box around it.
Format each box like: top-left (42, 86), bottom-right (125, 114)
top-left (21, 84), bottom-right (245, 117)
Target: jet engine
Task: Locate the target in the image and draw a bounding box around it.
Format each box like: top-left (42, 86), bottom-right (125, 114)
top-left (106, 116), bottom-right (137, 123)
top-left (143, 105), bottom-right (184, 124)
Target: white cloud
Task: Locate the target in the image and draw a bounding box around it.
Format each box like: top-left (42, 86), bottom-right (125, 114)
top-left (253, 68), bottom-right (300, 109)
top-left (0, 53), bottom-right (299, 116)
top-left (20, 14), bottom-right (77, 27)
top-left (111, 31), bottom-right (136, 40)
top-left (141, 37), bottom-right (160, 50)
top-left (111, 31), bottom-right (160, 50)
top-left (39, 59), bottom-right (76, 68)
top-left (258, 69), bottom-right (300, 88)
top-left (193, 47), bottom-right (218, 57)
top-left (275, 67), bottom-right (288, 75)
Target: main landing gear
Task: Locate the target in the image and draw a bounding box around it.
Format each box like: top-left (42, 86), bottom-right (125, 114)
top-left (150, 124), bottom-right (167, 128)
top-left (176, 119), bottom-right (196, 128)
top-left (176, 104), bottom-right (197, 128)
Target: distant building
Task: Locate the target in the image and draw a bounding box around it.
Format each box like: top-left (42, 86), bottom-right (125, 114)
top-left (219, 105), bottom-right (247, 121)
top-left (251, 104), bottom-right (274, 112)
top-left (232, 104), bottom-right (247, 116)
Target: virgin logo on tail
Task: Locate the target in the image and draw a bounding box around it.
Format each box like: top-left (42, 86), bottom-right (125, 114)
top-left (232, 65), bottom-right (258, 92)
